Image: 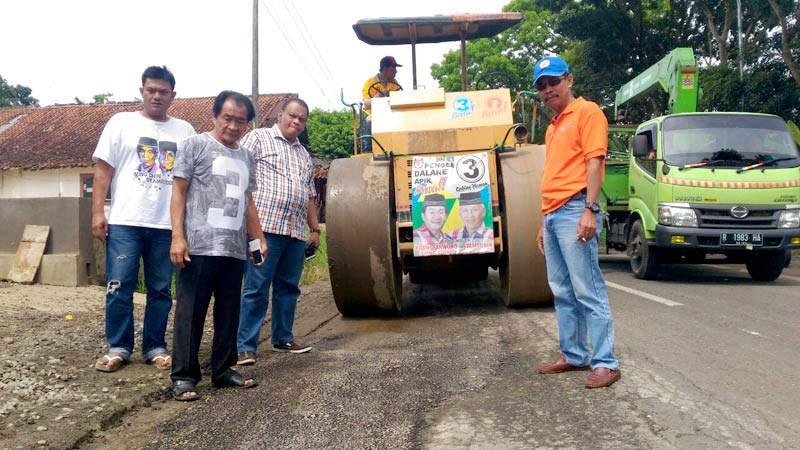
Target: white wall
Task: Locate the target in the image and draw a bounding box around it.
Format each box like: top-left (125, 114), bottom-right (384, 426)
top-left (0, 167), bottom-right (90, 198)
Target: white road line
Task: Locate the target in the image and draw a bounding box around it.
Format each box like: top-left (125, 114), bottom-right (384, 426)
top-left (606, 281), bottom-right (684, 306)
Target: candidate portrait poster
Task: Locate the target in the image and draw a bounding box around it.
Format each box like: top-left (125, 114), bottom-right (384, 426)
top-left (411, 153), bottom-right (494, 257)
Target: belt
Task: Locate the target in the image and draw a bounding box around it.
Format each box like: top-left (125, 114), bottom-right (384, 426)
top-left (571, 188), bottom-right (587, 199)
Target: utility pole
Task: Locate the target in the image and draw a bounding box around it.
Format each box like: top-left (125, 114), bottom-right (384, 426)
top-left (737, 0), bottom-right (744, 109)
top-left (252, 0), bottom-right (259, 127)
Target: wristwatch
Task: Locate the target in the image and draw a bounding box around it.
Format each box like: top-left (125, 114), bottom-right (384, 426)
top-left (311, 228), bottom-right (321, 234)
top-left (585, 202), bottom-right (601, 213)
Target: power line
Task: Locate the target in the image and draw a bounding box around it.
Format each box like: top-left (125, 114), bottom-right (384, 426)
top-left (282, 0), bottom-right (341, 92)
top-left (259, 0), bottom-right (337, 109)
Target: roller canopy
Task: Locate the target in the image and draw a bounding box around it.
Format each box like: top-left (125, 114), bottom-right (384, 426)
top-left (353, 13), bottom-right (523, 45)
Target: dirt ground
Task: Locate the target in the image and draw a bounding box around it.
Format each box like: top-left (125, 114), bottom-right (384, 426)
top-left (0, 280), bottom-right (336, 450)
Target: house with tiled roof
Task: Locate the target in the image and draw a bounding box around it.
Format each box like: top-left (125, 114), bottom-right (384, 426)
top-left (0, 94), bottom-right (301, 286)
top-left (0, 94), bottom-right (296, 197)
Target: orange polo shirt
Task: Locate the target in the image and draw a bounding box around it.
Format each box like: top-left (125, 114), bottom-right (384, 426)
top-left (540, 97), bottom-right (608, 215)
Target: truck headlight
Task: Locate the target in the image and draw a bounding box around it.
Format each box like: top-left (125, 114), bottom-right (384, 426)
top-left (778, 209), bottom-right (800, 228)
top-left (658, 205), bottom-right (698, 227)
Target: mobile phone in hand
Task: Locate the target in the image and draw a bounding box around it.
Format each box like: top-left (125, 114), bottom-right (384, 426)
top-left (304, 244), bottom-right (317, 261)
top-left (248, 239), bottom-right (263, 264)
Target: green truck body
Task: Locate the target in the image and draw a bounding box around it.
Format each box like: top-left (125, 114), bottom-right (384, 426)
top-left (602, 49), bottom-right (800, 281)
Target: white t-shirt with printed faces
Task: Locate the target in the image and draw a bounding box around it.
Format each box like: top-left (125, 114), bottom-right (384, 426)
top-left (92, 111), bottom-right (196, 229)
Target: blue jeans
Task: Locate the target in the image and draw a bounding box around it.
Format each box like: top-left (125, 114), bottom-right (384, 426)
top-left (237, 233), bottom-right (305, 352)
top-left (543, 195), bottom-right (618, 370)
top-left (104, 224), bottom-right (173, 361)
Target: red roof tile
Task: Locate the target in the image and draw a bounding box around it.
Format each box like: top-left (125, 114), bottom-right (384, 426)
top-left (0, 94), bottom-right (296, 171)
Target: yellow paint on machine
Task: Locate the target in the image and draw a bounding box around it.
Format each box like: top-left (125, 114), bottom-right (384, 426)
top-left (370, 88), bottom-right (515, 155)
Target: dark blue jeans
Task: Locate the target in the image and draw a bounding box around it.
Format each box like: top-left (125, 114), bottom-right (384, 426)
top-left (104, 224), bottom-right (173, 361)
top-left (237, 233), bottom-right (305, 352)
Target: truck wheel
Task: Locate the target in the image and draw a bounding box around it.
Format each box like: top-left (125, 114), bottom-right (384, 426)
top-left (628, 220), bottom-right (660, 280)
top-left (326, 157), bottom-right (403, 316)
top-left (745, 251), bottom-right (785, 281)
top-left (498, 145), bottom-right (553, 307)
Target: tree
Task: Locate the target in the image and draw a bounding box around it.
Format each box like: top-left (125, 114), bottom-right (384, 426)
top-left (0, 75), bottom-right (37, 107)
top-left (430, 0), bottom-right (799, 123)
top-left (93, 92), bottom-right (114, 104)
top-left (305, 108), bottom-right (354, 160)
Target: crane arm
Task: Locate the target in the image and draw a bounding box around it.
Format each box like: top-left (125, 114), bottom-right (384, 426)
top-left (614, 47), bottom-right (698, 120)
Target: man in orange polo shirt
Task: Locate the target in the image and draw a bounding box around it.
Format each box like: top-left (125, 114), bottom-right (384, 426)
top-left (533, 55), bottom-right (620, 389)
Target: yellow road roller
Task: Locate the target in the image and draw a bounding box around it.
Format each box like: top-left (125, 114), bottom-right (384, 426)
top-left (327, 13), bottom-right (552, 315)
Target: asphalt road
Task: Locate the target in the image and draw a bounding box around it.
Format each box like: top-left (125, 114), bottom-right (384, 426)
top-left (82, 256), bottom-right (800, 450)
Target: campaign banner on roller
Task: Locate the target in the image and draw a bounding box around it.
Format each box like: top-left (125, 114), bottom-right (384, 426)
top-left (411, 152), bottom-right (494, 256)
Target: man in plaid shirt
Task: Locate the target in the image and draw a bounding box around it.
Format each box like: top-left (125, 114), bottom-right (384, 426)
top-left (236, 98), bottom-right (321, 364)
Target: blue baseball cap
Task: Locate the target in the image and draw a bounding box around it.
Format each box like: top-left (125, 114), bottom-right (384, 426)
top-left (533, 56), bottom-right (570, 83)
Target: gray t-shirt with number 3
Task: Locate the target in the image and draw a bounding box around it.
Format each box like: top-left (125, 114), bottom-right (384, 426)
top-left (173, 132), bottom-right (256, 260)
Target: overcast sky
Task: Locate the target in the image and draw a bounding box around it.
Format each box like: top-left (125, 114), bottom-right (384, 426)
top-left (0, 0), bottom-right (513, 111)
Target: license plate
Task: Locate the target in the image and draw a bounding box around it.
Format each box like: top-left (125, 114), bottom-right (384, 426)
top-left (720, 232), bottom-right (763, 246)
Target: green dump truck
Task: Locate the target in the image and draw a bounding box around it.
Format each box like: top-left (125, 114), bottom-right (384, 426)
top-left (602, 48), bottom-right (800, 281)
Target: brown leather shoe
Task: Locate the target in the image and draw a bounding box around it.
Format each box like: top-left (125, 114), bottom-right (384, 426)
top-left (584, 367), bottom-right (621, 388)
top-left (537, 355), bottom-right (589, 374)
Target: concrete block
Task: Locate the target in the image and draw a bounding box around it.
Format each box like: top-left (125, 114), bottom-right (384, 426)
top-left (0, 254), bottom-right (12, 280)
top-left (38, 254), bottom-right (86, 287)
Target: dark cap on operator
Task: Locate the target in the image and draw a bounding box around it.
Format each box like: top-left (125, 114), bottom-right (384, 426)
top-left (380, 56), bottom-right (402, 69)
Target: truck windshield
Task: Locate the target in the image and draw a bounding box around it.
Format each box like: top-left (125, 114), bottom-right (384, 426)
top-left (662, 115), bottom-right (800, 169)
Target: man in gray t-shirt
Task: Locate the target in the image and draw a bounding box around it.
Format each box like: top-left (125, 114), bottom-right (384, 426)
top-left (175, 133), bottom-right (256, 258)
top-left (168, 91), bottom-right (267, 402)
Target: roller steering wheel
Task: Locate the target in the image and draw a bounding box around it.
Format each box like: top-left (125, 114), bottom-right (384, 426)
top-left (367, 81), bottom-right (403, 99)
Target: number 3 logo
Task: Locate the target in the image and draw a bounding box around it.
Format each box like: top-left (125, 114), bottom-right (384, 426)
top-left (456, 155), bottom-right (486, 183)
top-left (207, 156), bottom-right (249, 230)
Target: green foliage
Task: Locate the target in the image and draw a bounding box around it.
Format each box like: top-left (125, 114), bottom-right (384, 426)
top-left (306, 108), bottom-right (354, 160)
top-left (788, 120), bottom-right (800, 147)
top-left (429, 0), bottom-right (799, 124)
top-left (699, 62), bottom-right (800, 122)
top-left (431, 2), bottom-right (558, 94)
top-left (300, 227), bottom-right (329, 286)
top-left (0, 75), bottom-right (37, 107)
top-left (93, 92), bottom-right (114, 104)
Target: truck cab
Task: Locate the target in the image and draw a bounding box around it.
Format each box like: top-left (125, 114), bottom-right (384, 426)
top-left (605, 112), bottom-right (800, 280)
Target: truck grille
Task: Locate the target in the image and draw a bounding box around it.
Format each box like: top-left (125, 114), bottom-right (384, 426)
top-left (695, 205), bottom-right (779, 229)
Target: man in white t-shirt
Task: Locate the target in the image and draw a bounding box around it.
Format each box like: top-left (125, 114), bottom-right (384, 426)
top-left (91, 66), bottom-right (196, 373)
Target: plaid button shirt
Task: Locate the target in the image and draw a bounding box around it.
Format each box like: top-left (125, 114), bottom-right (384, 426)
top-left (243, 125), bottom-right (316, 241)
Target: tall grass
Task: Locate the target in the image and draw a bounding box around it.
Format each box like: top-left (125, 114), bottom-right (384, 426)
top-left (300, 226), bottom-right (329, 286)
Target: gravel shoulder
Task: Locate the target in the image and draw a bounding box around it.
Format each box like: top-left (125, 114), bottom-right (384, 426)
top-left (0, 280), bottom-right (337, 450)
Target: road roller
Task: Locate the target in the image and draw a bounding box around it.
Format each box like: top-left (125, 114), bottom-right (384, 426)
top-left (326, 13), bottom-right (553, 316)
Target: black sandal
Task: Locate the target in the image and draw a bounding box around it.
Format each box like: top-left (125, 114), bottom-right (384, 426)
top-left (173, 380), bottom-right (201, 401)
top-left (212, 369), bottom-right (258, 389)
